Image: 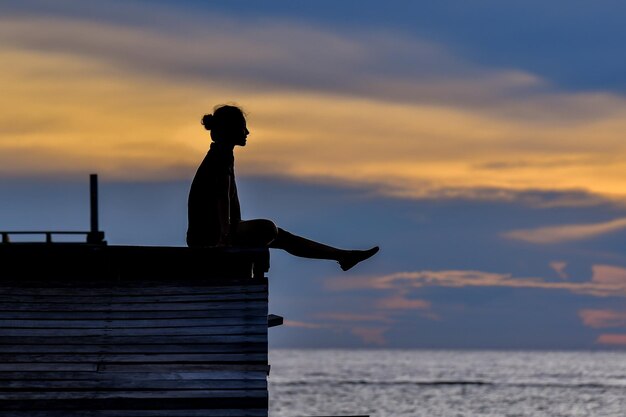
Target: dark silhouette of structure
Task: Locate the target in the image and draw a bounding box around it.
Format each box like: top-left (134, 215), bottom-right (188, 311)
top-left (0, 175), bottom-right (276, 415)
top-left (187, 104), bottom-right (379, 271)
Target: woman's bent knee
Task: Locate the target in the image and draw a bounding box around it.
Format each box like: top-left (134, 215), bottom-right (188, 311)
top-left (257, 219), bottom-right (278, 242)
top-left (233, 219), bottom-right (278, 246)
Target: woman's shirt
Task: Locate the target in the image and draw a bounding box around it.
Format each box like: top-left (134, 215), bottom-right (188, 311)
top-left (186, 142), bottom-right (241, 246)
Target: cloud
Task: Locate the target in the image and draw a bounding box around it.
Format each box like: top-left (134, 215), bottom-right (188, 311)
top-left (503, 218), bottom-right (626, 244)
top-left (579, 309), bottom-right (626, 328)
top-left (0, 10), bottom-right (543, 106)
top-left (283, 319), bottom-right (327, 329)
top-left (592, 264), bottom-right (626, 285)
top-left (375, 293), bottom-right (431, 310)
top-left (596, 334), bottom-right (626, 346)
top-left (4, 7), bottom-right (626, 205)
top-left (285, 316), bottom-right (390, 346)
top-left (350, 326), bottom-right (389, 346)
top-left (322, 263), bottom-right (626, 347)
top-left (328, 266), bottom-right (626, 298)
top-left (314, 312), bottom-right (392, 323)
top-left (550, 261), bottom-right (568, 279)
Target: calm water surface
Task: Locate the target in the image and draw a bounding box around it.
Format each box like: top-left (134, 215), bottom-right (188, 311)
top-left (268, 349), bottom-right (626, 417)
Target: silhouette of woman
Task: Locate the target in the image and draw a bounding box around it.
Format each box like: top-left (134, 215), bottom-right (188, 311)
top-left (186, 104), bottom-right (379, 271)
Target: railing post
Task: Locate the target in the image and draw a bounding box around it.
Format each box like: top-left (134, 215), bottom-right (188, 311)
top-left (87, 174), bottom-right (105, 244)
top-left (90, 173), bottom-right (98, 234)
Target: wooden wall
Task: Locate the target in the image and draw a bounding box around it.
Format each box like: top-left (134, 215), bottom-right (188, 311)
top-left (0, 245), bottom-right (271, 416)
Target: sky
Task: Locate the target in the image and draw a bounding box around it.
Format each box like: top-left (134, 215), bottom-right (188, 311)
top-left (0, 0), bottom-right (625, 349)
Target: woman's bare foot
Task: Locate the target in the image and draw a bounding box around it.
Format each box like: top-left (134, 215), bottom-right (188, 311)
top-left (338, 246), bottom-right (380, 271)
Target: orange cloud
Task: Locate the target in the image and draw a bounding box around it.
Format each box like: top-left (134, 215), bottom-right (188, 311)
top-left (503, 218), bottom-right (626, 244)
top-left (596, 334), bottom-right (626, 346)
top-left (375, 293), bottom-right (431, 310)
top-left (579, 309), bottom-right (626, 328)
top-left (328, 266), bottom-right (626, 297)
top-left (283, 319), bottom-right (326, 329)
top-left (591, 265), bottom-right (626, 285)
top-left (4, 12), bottom-right (626, 205)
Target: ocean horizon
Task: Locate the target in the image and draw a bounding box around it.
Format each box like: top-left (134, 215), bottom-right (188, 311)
top-left (268, 348), bottom-right (626, 417)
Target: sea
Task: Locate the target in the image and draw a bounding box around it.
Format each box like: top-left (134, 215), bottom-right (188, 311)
top-left (267, 349), bottom-right (626, 417)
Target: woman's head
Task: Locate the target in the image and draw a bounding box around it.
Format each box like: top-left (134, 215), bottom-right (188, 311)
top-left (201, 104), bottom-right (249, 146)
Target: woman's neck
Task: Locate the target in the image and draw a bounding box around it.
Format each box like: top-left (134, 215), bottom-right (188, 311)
top-left (211, 141), bottom-right (235, 152)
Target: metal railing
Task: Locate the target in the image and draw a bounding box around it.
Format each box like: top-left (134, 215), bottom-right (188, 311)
top-left (0, 174), bottom-right (106, 245)
top-left (0, 231), bottom-right (104, 244)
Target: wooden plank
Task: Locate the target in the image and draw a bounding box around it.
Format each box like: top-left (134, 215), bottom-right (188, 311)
top-left (0, 272), bottom-right (260, 284)
top-left (0, 246), bottom-right (270, 279)
top-left (0, 379), bottom-right (267, 390)
top-left (0, 308), bottom-right (267, 320)
top-left (0, 285), bottom-right (268, 296)
top-left (0, 343), bottom-right (267, 354)
top-left (0, 293), bottom-right (268, 304)
top-left (0, 389), bottom-right (268, 400)
top-left (0, 301), bottom-right (268, 311)
top-left (97, 364), bottom-right (269, 372)
top-left (0, 370), bottom-right (269, 381)
top-left (0, 316), bottom-right (268, 328)
top-left (0, 353), bottom-right (267, 363)
top-left (0, 395), bottom-right (268, 411)
top-left (0, 273), bottom-right (265, 285)
top-left (0, 269), bottom-right (263, 280)
top-left (0, 267), bottom-right (262, 282)
top-left (0, 334), bottom-right (267, 345)
top-left (0, 409), bottom-right (268, 416)
top-left (0, 363), bottom-right (97, 371)
top-left (0, 325), bottom-right (266, 337)
top-left (0, 293), bottom-right (267, 304)
top-left (0, 364), bottom-right (270, 373)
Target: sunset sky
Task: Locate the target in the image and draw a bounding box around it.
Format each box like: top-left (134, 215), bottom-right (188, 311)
top-left (1, 0), bottom-right (625, 349)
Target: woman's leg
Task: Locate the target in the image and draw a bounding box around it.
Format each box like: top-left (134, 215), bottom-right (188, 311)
top-left (270, 228), bottom-right (344, 260)
top-left (273, 228), bottom-right (379, 271)
top-left (230, 219), bottom-right (379, 271)
top-left (229, 219), bottom-right (278, 247)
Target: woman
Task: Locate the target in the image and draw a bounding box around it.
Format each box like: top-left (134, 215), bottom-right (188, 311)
top-left (186, 104), bottom-right (379, 271)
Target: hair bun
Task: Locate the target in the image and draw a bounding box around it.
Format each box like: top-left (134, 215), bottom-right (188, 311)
top-left (201, 114), bottom-right (213, 130)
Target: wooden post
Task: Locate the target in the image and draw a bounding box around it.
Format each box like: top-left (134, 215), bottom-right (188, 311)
top-left (87, 174), bottom-right (105, 244)
top-left (90, 173), bottom-right (98, 235)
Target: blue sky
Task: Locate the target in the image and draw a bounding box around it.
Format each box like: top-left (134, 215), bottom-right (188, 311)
top-left (1, 0), bottom-right (625, 348)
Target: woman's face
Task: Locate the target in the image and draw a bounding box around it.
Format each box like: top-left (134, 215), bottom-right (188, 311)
top-left (223, 116), bottom-right (249, 147)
